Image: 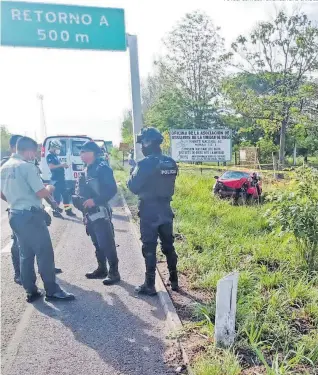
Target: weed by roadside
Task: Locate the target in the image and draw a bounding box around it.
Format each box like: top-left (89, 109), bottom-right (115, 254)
top-left (115, 169), bottom-right (318, 375)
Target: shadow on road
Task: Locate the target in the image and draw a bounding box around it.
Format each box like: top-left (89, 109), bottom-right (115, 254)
top-left (112, 213), bottom-right (130, 223)
top-left (33, 280), bottom-right (174, 375)
top-left (115, 228), bottom-right (128, 233)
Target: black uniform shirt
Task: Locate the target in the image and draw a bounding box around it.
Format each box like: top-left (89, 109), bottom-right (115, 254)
top-left (127, 152), bottom-right (178, 201)
top-left (46, 152), bottom-right (64, 181)
top-left (86, 159), bottom-right (117, 206)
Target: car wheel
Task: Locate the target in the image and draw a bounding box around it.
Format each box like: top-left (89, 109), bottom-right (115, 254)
top-left (247, 194), bottom-right (261, 206)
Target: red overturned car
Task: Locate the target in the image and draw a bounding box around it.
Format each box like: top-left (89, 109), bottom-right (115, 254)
top-left (213, 170), bottom-right (262, 205)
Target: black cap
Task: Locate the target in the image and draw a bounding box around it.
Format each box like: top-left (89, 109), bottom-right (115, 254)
top-left (80, 141), bottom-right (102, 154)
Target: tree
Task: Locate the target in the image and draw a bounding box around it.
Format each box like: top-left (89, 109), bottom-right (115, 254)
top-left (144, 87), bottom-right (190, 131)
top-left (229, 11), bottom-right (318, 167)
top-left (0, 126), bottom-right (11, 152)
top-left (121, 111), bottom-right (133, 146)
top-left (267, 167), bottom-right (318, 271)
top-left (141, 68), bottom-right (166, 115)
top-left (157, 10), bottom-right (227, 128)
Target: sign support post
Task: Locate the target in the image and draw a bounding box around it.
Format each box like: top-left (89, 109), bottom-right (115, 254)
top-left (127, 34), bottom-right (143, 162)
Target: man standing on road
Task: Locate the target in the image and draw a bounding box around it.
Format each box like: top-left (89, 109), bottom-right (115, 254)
top-left (1, 135), bottom-right (23, 284)
top-left (46, 140), bottom-right (76, 218)
top-left (1, 135), bottom-right (63, 282)
top-left (73, 141), bottom-right (120, 285)
top-left (0, 137), bottom-right (75, 302)
top-left (127, 127), bottom-right (179, 296)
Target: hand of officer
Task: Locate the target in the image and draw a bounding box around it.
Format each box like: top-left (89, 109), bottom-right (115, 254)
top-left (46, 184), bottom-right (55, 194)
top-left (83, 199), bottom-right (95, 208)
top-left (62, 163), bottom-right (69, 169)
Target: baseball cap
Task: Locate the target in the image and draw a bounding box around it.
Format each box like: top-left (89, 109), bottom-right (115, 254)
top-left (80, 141), bottom-right (102, 154)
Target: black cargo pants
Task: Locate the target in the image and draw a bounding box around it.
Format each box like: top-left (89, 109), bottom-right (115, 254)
top-left (139, 201), bottom-right (178, 276)
top-left (86, 207), bottom-right (118, 267)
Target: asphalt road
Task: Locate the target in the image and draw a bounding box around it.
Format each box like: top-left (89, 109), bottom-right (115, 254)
top-left (1, 195), bottom-right (176, 375)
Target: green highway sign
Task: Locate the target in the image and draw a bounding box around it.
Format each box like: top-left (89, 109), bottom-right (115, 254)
top-left (0, 1), bottom-right (126, 51)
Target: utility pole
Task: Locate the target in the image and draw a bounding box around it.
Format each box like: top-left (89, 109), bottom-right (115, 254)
top-left (37, 94), bottom-right (47, 141)
top-left (127, 34), bottom-right (143, 162)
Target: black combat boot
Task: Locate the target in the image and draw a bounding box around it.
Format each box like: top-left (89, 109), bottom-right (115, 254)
top-left (103, 263), bottom-right (120, 285)
top-left (168, 270), bottom-right (179, 292)
top-left (66, 209), bottom-right (76, 217)
top-left (52, 210), bottom-right (64, 219)
top-left (26, 290), bottom-right (43, 303)
top-left (135, 273), bottom-right (157, 296)
top-left (86, 261), bottom-right (108, 279)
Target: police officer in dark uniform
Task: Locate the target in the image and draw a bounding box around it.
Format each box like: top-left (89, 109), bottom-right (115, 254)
top-left (46, 140), bottom-right (76, 218)
top-left (1, 135), bottom-right (23, 284)
top-left (127, 127), bottom-right (179, 296)
top-left (73, 141), bottom-right (120, 285)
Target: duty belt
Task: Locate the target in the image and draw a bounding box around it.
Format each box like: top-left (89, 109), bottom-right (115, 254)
top-left (86, 206), bottom-right (109, 222)
top-left (10, 206), bottom-right (43, 214)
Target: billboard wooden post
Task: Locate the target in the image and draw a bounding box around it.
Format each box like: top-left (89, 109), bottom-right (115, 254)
top-left (119, 143), bottom-right (130, 168)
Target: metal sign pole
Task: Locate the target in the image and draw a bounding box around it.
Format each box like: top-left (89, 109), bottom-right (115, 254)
top-left (37, 94), bottom-right (47, 141)
top-left (127, 34), bottom-right (143, 162)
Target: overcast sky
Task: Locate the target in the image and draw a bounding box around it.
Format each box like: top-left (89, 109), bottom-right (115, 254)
top-left (0, 0), bottom-right (317, 145)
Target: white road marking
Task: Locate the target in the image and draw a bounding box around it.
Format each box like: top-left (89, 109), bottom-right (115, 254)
top-left (1, 214), bottom-right (8, 225)
top-left (1, 304), bottom-right (35, 374)
top-left (1, 214), bottom-right (72, 374)
top-left (1, 241), bottom-right (12, 254)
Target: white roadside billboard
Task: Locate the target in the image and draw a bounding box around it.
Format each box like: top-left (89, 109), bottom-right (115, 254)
top-left (170, 129), bottom-right (232, 162)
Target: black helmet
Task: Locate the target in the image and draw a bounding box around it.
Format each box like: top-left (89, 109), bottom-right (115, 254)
top-left (137, 127), bottom-right (163, 145)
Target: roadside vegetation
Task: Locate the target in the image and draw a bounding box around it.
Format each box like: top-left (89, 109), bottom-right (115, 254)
top-left (115, 4), bottom-right (318, 373)
top-left (115, 166), bottom-right (318, 375)
top-left (120, 8), bottom-right (318, 169)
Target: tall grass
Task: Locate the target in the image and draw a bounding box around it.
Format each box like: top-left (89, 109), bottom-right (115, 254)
top-left (172, 174), bottom-right (318, 374)
top-left (115, 170), bottom-right (318, 374)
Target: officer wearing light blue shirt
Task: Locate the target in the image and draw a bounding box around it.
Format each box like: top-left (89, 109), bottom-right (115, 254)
top-left (0, 137), bottom-right (75, 303)
top-left (1, 134), bottom-right (23, 284)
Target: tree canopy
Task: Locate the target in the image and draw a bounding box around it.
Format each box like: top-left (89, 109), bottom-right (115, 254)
top-left (121, 9), bottom-right (318, 166)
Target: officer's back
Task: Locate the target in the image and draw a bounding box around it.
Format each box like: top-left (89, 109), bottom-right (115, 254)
top-left (130, 153), bottom-right (177, 203)
top-left (127, 127), bottom-right (179, 295)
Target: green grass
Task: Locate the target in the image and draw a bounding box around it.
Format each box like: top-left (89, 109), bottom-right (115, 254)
top-left (115, 169), bottom-right (318, 374)
top-left (193, 348), bottom-right (241, 375)
top-left (114, 169), bottom-right (139, 211)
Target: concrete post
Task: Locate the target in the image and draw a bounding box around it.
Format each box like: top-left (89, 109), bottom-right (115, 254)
top-left (214, 272), bottom-right (239, 348)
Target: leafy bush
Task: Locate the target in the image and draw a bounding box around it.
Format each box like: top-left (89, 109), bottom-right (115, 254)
top-left (266, 167), bottom-right (318, 272)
